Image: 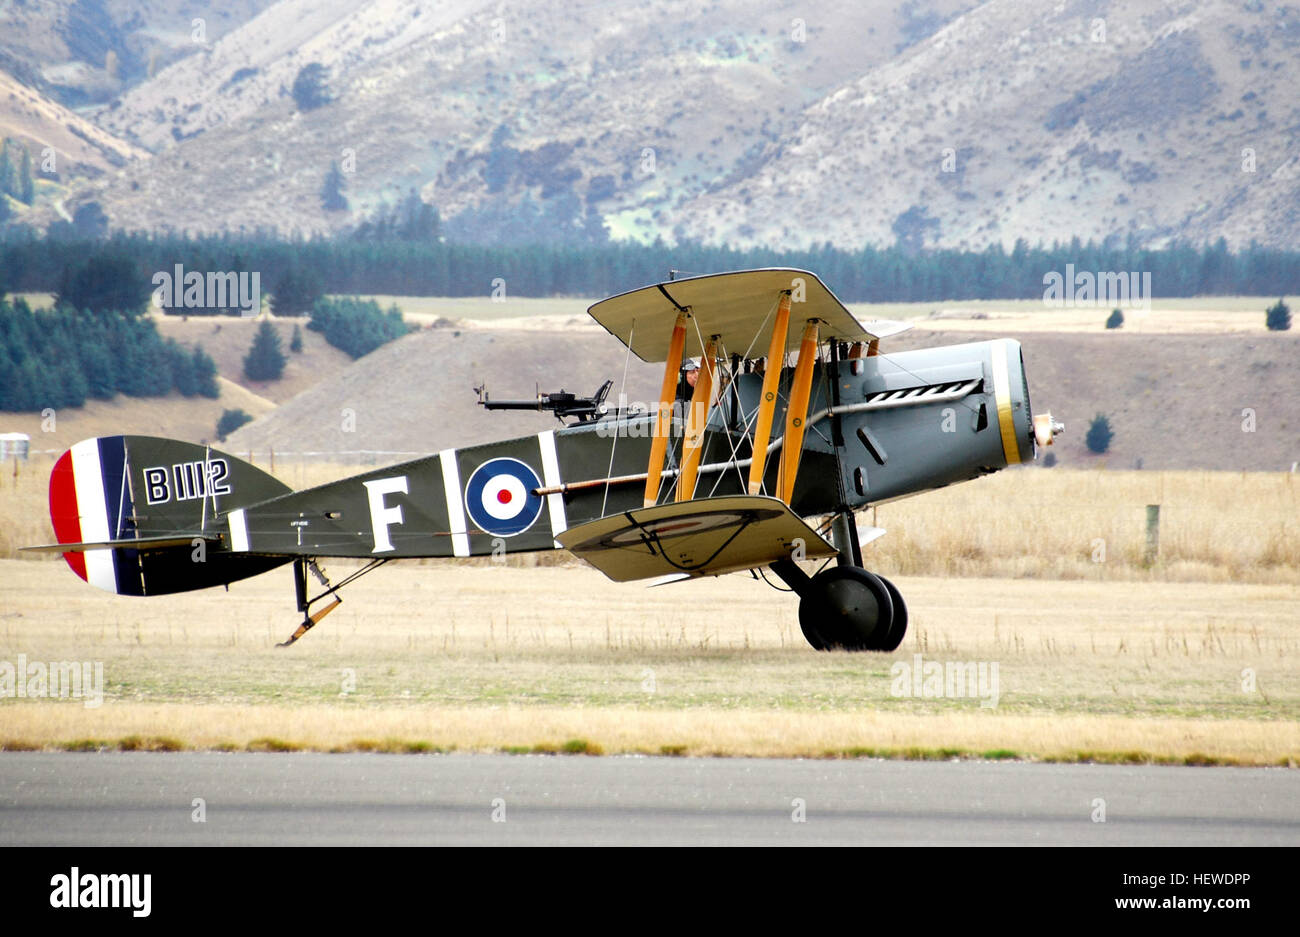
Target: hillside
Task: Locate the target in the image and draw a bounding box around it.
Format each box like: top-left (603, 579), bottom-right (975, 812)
top-left (80, 0), bottom-right (971, 240)
top-left (891, 327), bottom-right (1300, 472)
top-left (222, 317), bottom-right (1300, 472)
top-left (151, 314), bottom-right (353, 404)
top-left (3, 298), bottom-right (1295, 472)
top-left (0, 70), bottom-right (145, 176)
top-left (676, 0), bottom-right (1300, 251)
top-left (0, 376), bottom-right (274, 458)
top-left (11, 0), bottom-right (1290, 251)
top-left (225, 321), bottom-right (664, 455)
top-left (0, 1), bottom-right (276, 105)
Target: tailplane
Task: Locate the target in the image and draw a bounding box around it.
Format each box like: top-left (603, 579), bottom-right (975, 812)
top-left (30, 436), bottom-right (292, 595)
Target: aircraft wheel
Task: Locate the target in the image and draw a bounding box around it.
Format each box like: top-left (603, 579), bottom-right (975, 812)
top-left (798, 566), bottom-right (894, 651)
top-left (875, 575), bottom-right (909, 652)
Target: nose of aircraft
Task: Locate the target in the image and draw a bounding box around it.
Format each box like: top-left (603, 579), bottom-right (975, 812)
top-left (1033, 413), bottom-right (1065, 448)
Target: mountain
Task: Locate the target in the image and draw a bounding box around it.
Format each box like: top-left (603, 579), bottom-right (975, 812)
top-left (70, 0), bottom-right (977, 237)
top-left (5, 0), bottom-right (1299, 250)
top-left (0, 68), bottom-right (145, 177)
top-left (0, 0), bottom-right (277, 106)
top-left (674, 0), bottom-right (1300, 251)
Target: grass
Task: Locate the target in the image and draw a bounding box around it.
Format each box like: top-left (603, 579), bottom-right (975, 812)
top-left (853, 295), bottom-right (1289, 334)
top-left (2, 463), bottom-right (1297, 765)
top-left (0, 556), bottom-right (1297, 763)
top-left (349, 294), bottom-right (1289, 335)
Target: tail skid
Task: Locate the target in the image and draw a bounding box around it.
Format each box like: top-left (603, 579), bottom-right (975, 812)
top-left (276, 557), bottom-right (387, 648)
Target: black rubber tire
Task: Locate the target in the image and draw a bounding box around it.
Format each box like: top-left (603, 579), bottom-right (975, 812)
top-left (798, 566), bottom-right (894, 651)
top-left (875, 575), bottom-right (909, 652)
top-left (798, 615), bottom-right (830, 651)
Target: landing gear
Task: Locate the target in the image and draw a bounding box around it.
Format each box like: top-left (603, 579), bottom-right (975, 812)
top-left (796, 565), bottom-right (894, 650)
top-left (276, 557), bottom-right (388, 647)
top-left (874, 574), bottom-right (908, 652)
top-left (768, 512), bottom-right (910, 652)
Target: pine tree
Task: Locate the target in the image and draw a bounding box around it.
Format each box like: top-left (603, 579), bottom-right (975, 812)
top-left (192, 346), bottom-right (220, 397)
top-left (270, 265), bottom-right (324, 316)
top-left (17, 146), bottom-right (33, 204)
top-left (290, 323), bottom-right (303, 353)
top-left (243, 320), bottom-right (286, 381)
top-left (55, 250), bottom-right (149, 317)
top-left (321, 161), bottom-right (348, 212)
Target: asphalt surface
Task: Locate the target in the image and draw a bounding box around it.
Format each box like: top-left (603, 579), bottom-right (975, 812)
top-left (2, 753), bottom-right (1297, 846)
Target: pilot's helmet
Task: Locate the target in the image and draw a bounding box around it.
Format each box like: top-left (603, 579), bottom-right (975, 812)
top-left (681, 357), bottom-right (701, 372)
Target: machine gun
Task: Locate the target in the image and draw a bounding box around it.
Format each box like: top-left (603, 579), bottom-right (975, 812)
top-left (474, 380), bottom-right (612, 424)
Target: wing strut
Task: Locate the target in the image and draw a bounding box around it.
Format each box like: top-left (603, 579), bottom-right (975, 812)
top-left (676, 335), bottom-right (718, 501)
top-left (643, 311), bottom-right (688, 506)
top-left (746, 291), bottom-right (791, 494)
top-left (777, 319), bottom-right (820, 503)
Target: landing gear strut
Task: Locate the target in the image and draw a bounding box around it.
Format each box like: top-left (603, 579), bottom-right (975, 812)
top-left (276, 557), bottom-right (387, 647)
top-left (769, 512), bottom-right (908, 651)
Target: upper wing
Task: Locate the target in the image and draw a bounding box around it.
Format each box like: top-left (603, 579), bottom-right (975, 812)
top-left (587, 267), bottom-right (905, 362)
top-left (556, 494), bottom-right (837, 583)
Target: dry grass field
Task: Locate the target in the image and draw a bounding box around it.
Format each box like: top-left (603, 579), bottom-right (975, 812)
top-left (17, 291), bottom-right (1286, 334)
top-left (1, 462), bottom-right (1297, 763)
top-left (0, 562), bottom-right (1296, 762)
top-left (356, 293), bottom-right (1287, 335)
top-left (2, 291), bottom-right (1295, 761)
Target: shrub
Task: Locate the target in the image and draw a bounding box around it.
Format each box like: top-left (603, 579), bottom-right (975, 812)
top-left (1105, 308), bottom-right (1123, 329)
top-left (291, 63), bottom-right (330, 111)
top-left (1265, 298), bottom-right (1291, 331)
top-left (216, 408), bottom-right (253, 441)
top-left (1085, 413), bottom-right (1113, 454)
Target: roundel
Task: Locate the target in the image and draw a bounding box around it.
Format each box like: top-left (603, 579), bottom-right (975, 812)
top-left (464, 457), bottom-right (544, 537)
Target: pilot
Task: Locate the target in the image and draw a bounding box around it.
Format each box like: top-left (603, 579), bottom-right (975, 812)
top-left (678, 357), bottom-right (701, 400)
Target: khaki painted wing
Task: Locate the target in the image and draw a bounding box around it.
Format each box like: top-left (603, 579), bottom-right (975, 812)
top-left (586, 267), bottom-right (909, 362)
top-left (556, 494), bottom-right (837, 583)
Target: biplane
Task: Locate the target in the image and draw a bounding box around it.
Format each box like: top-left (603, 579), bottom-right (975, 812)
top-left (27, 268), bottom-right (1060, 651)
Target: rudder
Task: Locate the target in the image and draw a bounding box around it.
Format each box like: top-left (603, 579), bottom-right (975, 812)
top-left (48, 436), bottom-right (293, 595)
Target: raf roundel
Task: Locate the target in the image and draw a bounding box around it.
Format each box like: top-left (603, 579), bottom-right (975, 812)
top-left (464, 457), bottom-right (544, 537)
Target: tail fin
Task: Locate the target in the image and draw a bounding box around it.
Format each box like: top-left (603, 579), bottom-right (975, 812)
top-left (45, 436), bottom-right (292, 595)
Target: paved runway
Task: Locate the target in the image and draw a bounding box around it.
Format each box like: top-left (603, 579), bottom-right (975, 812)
top-left (2, 753), bottom-right (1297, 846)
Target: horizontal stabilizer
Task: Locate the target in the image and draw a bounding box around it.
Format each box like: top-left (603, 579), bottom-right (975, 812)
top-left (22, 534), bottom-right (221, 554)
top-left (557, 494), bottom-right (837, 583)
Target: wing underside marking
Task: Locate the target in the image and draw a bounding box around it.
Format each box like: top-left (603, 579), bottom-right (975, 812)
top-left (556, 494), bottom-right (836, 583)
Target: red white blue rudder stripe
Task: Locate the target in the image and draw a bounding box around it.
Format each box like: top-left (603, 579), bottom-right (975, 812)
top-left (48, 437), bottom-right (143, 595)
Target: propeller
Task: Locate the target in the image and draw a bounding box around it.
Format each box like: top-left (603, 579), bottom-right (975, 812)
top-left (1033, 412), bottom-right (1064, 448)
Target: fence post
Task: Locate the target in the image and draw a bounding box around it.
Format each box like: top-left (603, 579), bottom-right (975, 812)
top-left (1144, 504), bottom-right (1160, 567)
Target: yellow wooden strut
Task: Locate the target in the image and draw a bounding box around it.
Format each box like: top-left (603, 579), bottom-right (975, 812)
top-left (746, 292), bottom-right (791, 495)
top-left (777, 320), bottom-right (820, 503)
top-left (676, 338), bottom-right (718, 501)
top-left (644, 311), bottom-right (688, 507)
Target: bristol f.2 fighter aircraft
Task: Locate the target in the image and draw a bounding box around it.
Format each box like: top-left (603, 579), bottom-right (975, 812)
top-left (29, 268), bottom-right (1060, 651)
